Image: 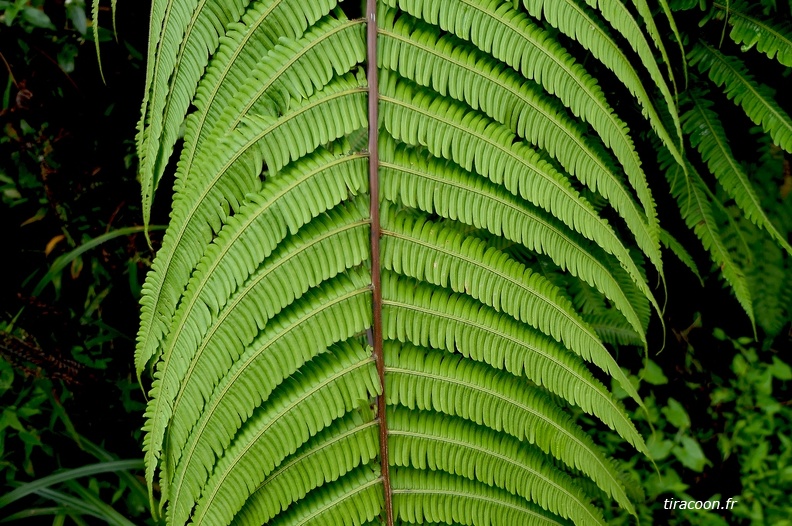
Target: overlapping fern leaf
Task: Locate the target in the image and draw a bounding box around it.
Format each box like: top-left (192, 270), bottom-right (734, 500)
top-left (712, 135), bottom-right (792, 343)
top-left (663, 0), bottom-right (792, 337)
top-left (710, 0), bottom-right (792, 66)
top-left (133, 0), bottom-right (709, 524)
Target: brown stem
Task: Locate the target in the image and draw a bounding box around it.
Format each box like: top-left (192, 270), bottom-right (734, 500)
top-left (0, 51), bottom-right (17, 87)
top-left (366, 1), bottom-right (393, 525)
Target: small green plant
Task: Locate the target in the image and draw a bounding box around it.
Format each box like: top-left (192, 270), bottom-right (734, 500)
top-left (593, 326), bottom-right (792, 525)
top-left (0, 355), bottom-right (153, 524)
top-left (1, 1), bottom-right (152, 523)
top-left (709, 329), bottom-right (792, 525)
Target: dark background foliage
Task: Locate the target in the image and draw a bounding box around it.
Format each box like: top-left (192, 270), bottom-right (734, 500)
top-left (0, 0), bottom-right (790, 524)
top-left (1, 1), bottom-right (157, 522)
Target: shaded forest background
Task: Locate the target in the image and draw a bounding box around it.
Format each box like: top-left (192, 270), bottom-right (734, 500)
top-left (0, 1), bottom-right (790, 524)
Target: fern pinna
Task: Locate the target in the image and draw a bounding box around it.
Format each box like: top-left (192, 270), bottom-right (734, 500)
top-left (134, 0), bottom-right (789, 524)
top-left (660, 0), bottom-right (792, 339)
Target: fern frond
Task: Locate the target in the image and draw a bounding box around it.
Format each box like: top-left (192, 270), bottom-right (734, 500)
top-left (144, 149), bottom-right (367, 405)
top-left (661, 155), bottom-right (756, 328)
top-left (518, 0), bottom-right (683, 160)
top-left (134, 0), bottom-right (668, 521)
top-left (137, 0), bottom-right (253, 230)
top-left (379, 137), bottom-right (649, 345)
top-left (747, 238), bottom-right (792, 339)
top-left (622, 0), bottom-right (683, 90)
top-left (716, 141), bottom-right (792, 339)
top-left (136, 0), bottom-right (180, 193)
top-left (654, 0), bottom-right (687, 83)
top-left (381, 208), bottom-right (647, 414)
top-left (567, 277), bottom-right (647, 346)
top-left (381, 263), bottom-right (644, 450)
top-left (385, 340), bottom-right (635, 514)
top-left (689, 42), bottom-right (792, 153)
top-left (140, 0), bottom-right (256, 230)
top-left (182, 339), bottom-right (380, 525)
top-left (266, 466), bottom-right (383, 526)
top-left (91, 0), bottom-right (105, 83)
top-left (383, 0), bottom-right (686, 171)
top-left (168, 269), bottom-right (373, 524)
top-left (584, 313), bottom-right (645, 347)
top-left (230, 22), bottom-right (367, 128)
top-left (388, 407), bottom-right (606, 526)
top-left (171, 0), bottom-right (337, 189)
top-left (683, 89), bottom-right (792, 255)
top-left (145, 199), bottom-right (370, 508)
top-left (231, 413), bottom-right (379, 525)
top-left (137, 0), bottom-right (350, 228)
top-left (139, 150), bottom-right (367, 472)
top-left (712, 0), bottom-right (792, 67)
top-left (379, 73), bottom-right (661, 321)
top-left (155, 198), bottom-right (370, 481)
top-left (179, 10), bottom-right (366, 191)
top-left (392, 466), bottom-right (569, 525)
top-left (169, 150), bottom-right (367, 328)
top-left (135, 75), bottom-right (367, 382)
top-left (377, 9), bottom-right (663, 275)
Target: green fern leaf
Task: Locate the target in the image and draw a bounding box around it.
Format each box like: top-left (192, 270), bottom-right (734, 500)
top-left (583, 313), bottom-right (645, 347)
top-left (380, 267), bottom-right (645, 451)
top-left (161, 201), bottom-right (369, 462)
top-left (384, 340), bottom-right (635, 514)
top-left (137, 0), bottom-right (349, 230)
top-left (712, 0), bottom-right (792, 67)
top-left (661, 155), bottom-right (756, 329)
top-left (131, 0), bottom-right (691, 523)
top-left (170, 270), bottom-right (372, 524)
top-left (748, 239), bottom-right (792, 339)
top-left (379, 73), bottom-right (661, 320)
top-left (383, 0), bottom-right (687, 172)
top-left (135, 75), bottom-right (367, 382)
top-left (380, 207), bottom-right (647, 411)
top-left (265, 466), bottom-right (383, 526)
top-left (518, 0), bottom-right (683, 162)
top-left (388, 407), bottom-right (606, 525)
top-left (683, 89), bottom-right (792, 255)
top-left (568, 277), bottom-right (648, 346)
top-left (660, 228), bottom-right (704, 287)
top-left (177, 9), bottom-right (365, 193)
top-left (392, 466), bottom-right (571, 525)
top-left (184, 339), bottom-right (380, 525)
top-left (379, 137), bottom-right (651, 343)
top-left (377, 9), bottom-right (664, 276)
top-left (689, 41), bottom-right (792, 154)
top-left (231, 413), bottom-right (379, 525)
top-left (91, 0), bottom-right (105, 83)
top-left (146, 201), bottom-right (371, 507)
top-left (136, 0), bottom-right (254, 231)
top-left (622, 0), bottom-right (683, 90)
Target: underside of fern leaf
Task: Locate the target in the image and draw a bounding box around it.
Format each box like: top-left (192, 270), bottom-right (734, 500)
top-left (132, 0), bottom-right (720, 524)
